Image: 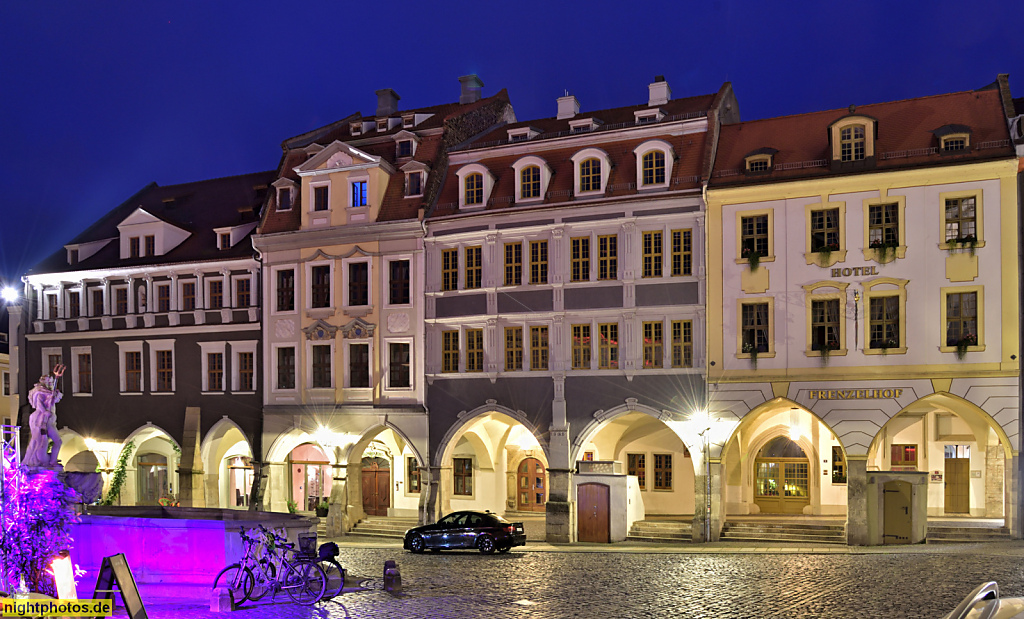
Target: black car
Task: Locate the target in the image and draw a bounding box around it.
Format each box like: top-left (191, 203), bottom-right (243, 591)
top-left (404, 510), bottom-right (527, 554)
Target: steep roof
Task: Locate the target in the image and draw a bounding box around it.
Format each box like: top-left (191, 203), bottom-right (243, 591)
top-left (711, 88), bottom-right (1014, 188)
top-left (30, 170), bottom-right (275, 275)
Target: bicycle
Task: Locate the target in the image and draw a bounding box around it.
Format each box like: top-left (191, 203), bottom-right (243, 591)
top-left (316, 541), bottom-right (345, 600)
top-left (214, 525), bottom-right (328, 606)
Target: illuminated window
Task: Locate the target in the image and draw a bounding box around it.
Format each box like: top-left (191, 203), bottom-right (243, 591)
top-left (579, 158), bottom-right (601, 193)
top-left (465, 173), bottom-right (484, 205)
top-left (840, 125), bottom-right (866, 162)
top-left (572, 324), bottom-right (591, 370)
top-left (671, 229), bottom-right (692, 276)
top-left (351, 181), bottom-right (368, 207)
top-left (441, 249), bottom-right (458, 291)
top-left (831, 446), bottom-right (847, 483)
top-left (505, 327), bottom-right (523, 371)
top-left (672, 320), bottom-right (692, 368)
top-left (642, 151), bottom-right (665, 185)
top-left (504, 243), bottom-right (522, 286)
top-left (643, 321), bottom-right (663, 368)
top-left (571, 237), bottom-right (590, 282)
top-left (598, 323), bottom-right (618, 369)
top-left (642, 231), bottom-right (663, 278)
top-left (521, 166), bottom-right (541, 199)
top-left (465, 246), bottom-right (482, 289)
top-left (466, 329), bottom-right (484, 372)
top-left (598, 235), bottom-right (617, 280)
top-left (530, 326), bottom-right (548, 371)
top-left (891, 444), bottom-right (917, 468)
top-left (407, 457), bottom-right (421, 493)
top-left (627, 453), bottom-right (646, 489)
top-left (453, 458), bottom-right (472, 495)
top-left (442, 331), bottom-right (460, 373)
top-left (529, 240), bottom-right (548, 284)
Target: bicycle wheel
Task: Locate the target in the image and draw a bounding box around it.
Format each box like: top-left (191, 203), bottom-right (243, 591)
top-left (318, 558), bottom-right (345, 600)
top-left (247, 559), bottom-right (276, 602)
top-left (213, 563), bottom-right (255, 603)
top-left (282, 558), bottom-right (327, 605)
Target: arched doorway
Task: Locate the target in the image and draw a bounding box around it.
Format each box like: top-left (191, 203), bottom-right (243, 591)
top-left (136, 453), bottom-right (168, 505)
top-left (754, 436), bottom-right (810, 514)
top-left (361, 456), bottom-right (391, 516)
top-left (517, 458), bottom-right (546, 512)
top-left (289, 443), bottom-right (331, 513)
top-left (225, 456), bottom-right (254, 508)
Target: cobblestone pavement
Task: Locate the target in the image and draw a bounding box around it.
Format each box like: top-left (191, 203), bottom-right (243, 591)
top-left (114, 541), bottom-right (1024, 619)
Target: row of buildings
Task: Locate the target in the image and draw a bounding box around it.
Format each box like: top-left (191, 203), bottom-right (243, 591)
top-left (6, 73), bottom-right (1024, 544)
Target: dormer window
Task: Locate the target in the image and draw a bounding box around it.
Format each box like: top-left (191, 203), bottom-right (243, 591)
top-left (278, 186), bottom-right (292, 211)
top-left (511, 156), bottom-right (553, 203)
top-left (521, 166), bottom-right (541, 199)
top-left (220, 233), bottom-right (232, 250)
top-left (943, 136), bottom-right (967, 152)
top-left (456, 164), bottom-right (494, 209)
top-left (507, 127), bottom-right (540, 142)
top-left (129, 237), bottom-right (140, 258)
top-left (397, 140), bottom-right (413, 157)
top-left (641, 151), bottom-right (665, 185)
top-left (569, 118), bottom-right (601, 134)
top-left (350, 122), bottom-right (362, 136)
top-left (749, 159), bottom-right (769, 172)
top-left (406, 172), bottom-right (423, 197)
top-left (69, 249), bottom-right (78, 265)
top-left (634, 109), bottom-right (664, 125)
top-left (829, 115), bottom-right (876, 165)
top-left (377, 119), bottom-right (388, 132)
top-left (145, 235), bottom-right (155, 256)
top-left (570, 148), bottom-right (612, 196)
top-left (840, 125), bottom-right (865, 161)
top-left (465, 173), bottom-right (483, 205)
top-left (580, 159), bottom-right (600, 191)
top-left (403, 115), bottom-right (415, 128)
top-left (633, 141), bottom-right (674, 190)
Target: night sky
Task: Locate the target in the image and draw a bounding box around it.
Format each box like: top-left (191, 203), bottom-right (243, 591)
top-left (1, 1), bottom-right (1020, 287)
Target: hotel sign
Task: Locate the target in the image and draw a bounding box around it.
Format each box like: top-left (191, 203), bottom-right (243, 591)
top-left (831, 266), bottom-right (880, 278)
top-left (809, 388), bottom-right (903, 400)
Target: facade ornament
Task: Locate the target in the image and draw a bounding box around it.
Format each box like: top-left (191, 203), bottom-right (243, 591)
top-left (339, 317), bottom-right (376, 339)
top-left (302, 319), bottom-right (339, 341)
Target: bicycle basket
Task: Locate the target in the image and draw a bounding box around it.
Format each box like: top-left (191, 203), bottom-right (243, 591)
top-left (298, 533), bottom-right (318, 558)
top-left (318, 541), bottom-right (340, 559)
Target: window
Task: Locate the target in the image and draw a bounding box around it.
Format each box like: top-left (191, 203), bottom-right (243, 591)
top-left (348, 262), bottom-right (368, 306)
top-left (77, 353), bottom-right (92, 394)
top-left (277, 347), bottom-right (296, 390)
top-left (465, 246), bottom-right (482, 289)
top-left (68, 291), bottom-right (80, 318)
top-left (466, 329), bottom-right (484, 372)
top-left (91, 289), bottom-right (103, 316)
top-left (442, 331), bottom-right (460, 373)
top-left (209, 280), bottom-right (224, 309)
top-left (529, 241), bottom-right (548, 284)
top-left (238, 351), bottom-right (255, 392)
top-left (219, 233), bottom-right (231, 250)
top-left (116, 288), bottom-right (129, 315)
top-left (653, 453), bottom-right (672, 490)
top-left (741, 215), bottom-right (769, 256)
top-left (388, 343), bottom-right (410, 388)
top-left (598, 235), bottom-right (617, 280)
top-left (643, 321), bottom-right (663, 368)
top-left (407, 456), bottom-right (421, 494)
top-left (2, 372), bottom-right (9, 397)
top-left (208, 353), bottom-right (224, 391)
top-left (47, 294), bottom-right (57, 319)
top-left (125, 351), bottom-right (142, 392)
top-left (598, 323), bottom-right (618, 369)
top-left (397, 140), bottom-right (413, 157)
top-left (465, 173), bottom-right (483, 206)
top-left (811, 208), bottom-right (840, 252)
top-left (504, 243), bottom-right (522, 286)
top-left (741, 302), bottom-right (770, 353)
top-left (891, 444), bottom-right (917, 468)
top-left (277, 270), bottom-right (295, 312)
top-left (389, 260), bottom-right (410, 304)
top-left (406, 172), bottom-right (422, 196)
top-left (945, 197), bottom-right (976, 242)
top-left (453, 458), bottom-right (472, 495)
top-left (505, 327), bottom-right (523, 371)
top-left (521, 166), bottom-right (541, 199)
top-left (349, 343), bottom-right (369, 388)
top-left (312, 344), bottom-right (332, 388)
top-left (156, 350), bottom-right (173, 392)
top-left (671, 229), bottom-right (691, 276)
top-left (155, 285), bottom-right (169, 312)
top-left (748, 159), bottom-right (769, 172)
top-left (672, 320), bottom-right (692, 368)
top-left (642, 151), bottom-right (665, 185)
top-left (311, 265), bottom-right (331, 308)
top-left (46, 351), bottom-right (62, 375)
top-left (181, 282), bottom-right (195, 312)
top-left (579, 158), bottom-right (601, 193)
top-left (441, 249), bottom-right (458, 291)
top-left (642, 231), bottom-right (663, 278)
top-left (840, 125), bottom-right (865, 162)
top-left (944, 445), bottom-right (971, 459)
top-left (831, 446), bottom-right (847, 483)
top-left (236, 278), bottom-right (251, 307)
top-left (811, 299), bottom-right (841, 351)
top-left (945, 291), bottom-right (977, 347)
top-left (571, 237), bottom-right (590, 282)
top-left (572, 324), bottom-right (591, 369)
top-left (531, 326), bottom-right (548, 371)
top-left (145, 235), bottom-right (155, 256)
top-left (943, 136), bottom-right (968, 152)
top-left (351, 181), bottom-right (367, 207)
top-left (278, 187), bottom-right (292, 211)
top-left (628, 453), bottom-right (646, 489)
top-left (129, 237), bottom-right (140, 258)
top-left (869, 203), bottom-right (899, 247)
top-left (313, 185), bottom-right (329, 211)
top-left (869, 296), bottom-right (899, 350)
top-left (69, 249), bottom-right (78, 265)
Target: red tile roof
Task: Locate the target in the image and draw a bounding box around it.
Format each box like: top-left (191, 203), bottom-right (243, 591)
top-left (711, 89), bottom-right (1014, 187)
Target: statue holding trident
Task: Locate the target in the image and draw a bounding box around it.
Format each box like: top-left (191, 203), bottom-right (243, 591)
top-left (23, 364), bottom-right (65, 468)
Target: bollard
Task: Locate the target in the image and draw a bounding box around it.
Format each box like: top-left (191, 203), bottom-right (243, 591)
top-left (383, 559), bottom-right (402, 594)
top-left (210, 586), bottom-right (236, 612)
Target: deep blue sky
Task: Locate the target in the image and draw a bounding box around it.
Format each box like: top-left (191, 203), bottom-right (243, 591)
top-left (1, 1), bottom-right (1020, 287)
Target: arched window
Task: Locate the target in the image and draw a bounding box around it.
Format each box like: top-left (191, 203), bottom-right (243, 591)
top-left (642, 151), bottom-right (666, 185)
top-left (579, 158), bottom-right (601, 193)
top-left (465, 173), bottom-right (484, 205)
top-left (840, 125), bottom-right (866, 162)
top-left (521, 166), bottom-right (541, 199)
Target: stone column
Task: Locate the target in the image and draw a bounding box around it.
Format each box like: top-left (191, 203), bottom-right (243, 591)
top-left (421, 465), bottom-right (444, 524)
top-left (545, 468), bottom-right (576, 543)
top-left (985, 440), bottom-right (1005, 518)
top-left (326, 464), bottom-right (348, 537)
top-left (693, 458), bottom-right (723, 542)
top-left (1008, 453), bottom-right (1022, 539)
top-left (266, 462), bottom-right (288, 512)
top-left (846, 456), bottom-right (869, 546)
top-left (346, 462), bottom-right (366, 525)
top-left (177, 407), bottom-right (206, 508)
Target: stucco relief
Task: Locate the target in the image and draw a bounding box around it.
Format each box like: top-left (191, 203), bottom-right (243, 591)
top-left (387, 312), bottom-right (410, 334)
top-left (274, 319), bottom-right (295, 339)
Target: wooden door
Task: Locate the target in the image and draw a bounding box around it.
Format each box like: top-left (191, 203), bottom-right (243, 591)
top-left (883, 480), bottom-right (912, 544)
top-left (944, 458), bottom-right (970, 514)
top-left (517, 458), bottom-right (547, 512)
top-left (754, 458), bottom-right (810, 514)
top-left (577, 483), bottom-right (610, 543)
top-left (361, 458), bottom-right (391, 516)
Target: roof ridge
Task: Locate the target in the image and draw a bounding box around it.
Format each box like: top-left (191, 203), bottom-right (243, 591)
top-left (157, 169), bottom-right (277, 191)
top-left (504, 91), bottom-right (719, 126)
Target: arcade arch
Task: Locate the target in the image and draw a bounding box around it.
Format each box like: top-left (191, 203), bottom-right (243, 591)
top-left (199, 417), bottom-right (253, 509)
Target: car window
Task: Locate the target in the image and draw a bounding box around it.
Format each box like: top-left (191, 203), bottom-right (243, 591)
top-left (467, 514), bottom-right (483, 526)
top-left (439, 514), bottom-right (459, 527)
top-left (489, 514), bottom-right (510, 524)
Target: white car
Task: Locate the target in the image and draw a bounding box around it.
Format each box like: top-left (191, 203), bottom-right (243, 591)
top-left (946, 582), bottom-right (1024, 619)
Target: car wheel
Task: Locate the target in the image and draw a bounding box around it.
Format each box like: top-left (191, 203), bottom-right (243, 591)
top-left (478, 535), bottom-right (496, 554)
top-left (408, 534), bottom-right (426, 554)
top-left (497, 546), bottom-right (511, 554)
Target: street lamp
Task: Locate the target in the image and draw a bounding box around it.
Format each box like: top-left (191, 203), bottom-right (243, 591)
top-left (1, 287), bottom-right (18, 304)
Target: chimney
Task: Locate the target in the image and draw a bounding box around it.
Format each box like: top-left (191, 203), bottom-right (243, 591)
top-left (557, 94), bottom-right (580, 120)
top-left (376, 88), bottom-right (400, 117)
top-left (459, 74), bottom-right (484, 104)
top-left (648, 75), bottom-right (671, 107)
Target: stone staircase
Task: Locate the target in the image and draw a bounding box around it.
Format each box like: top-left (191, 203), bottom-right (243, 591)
top-left (627, 519), bottom-right (693, 543)
top-left (720, 520), bottom-right (847, 544)
top-left (349, 516), bottom-right (419, 539)
top-left (926, 525), bottom-right (1012, 544)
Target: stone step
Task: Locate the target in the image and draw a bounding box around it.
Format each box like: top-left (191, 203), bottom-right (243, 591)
top-left (720, 521), bottom-right (846, 544)
top-left (721, 533), bottom-right (847, 545)
top-left (627, 520), bottom-right (692, 543)
top-left (926, 527), bottom-right (1011, 543)
top-left (723, 522), bottom-right (846, 533)
top-left (629, 522), bottom-right (692, 531)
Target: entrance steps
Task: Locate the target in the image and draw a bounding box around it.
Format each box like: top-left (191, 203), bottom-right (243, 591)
top-left (627, 519), bottom-right (693, 543)
top-left (720, 520), bottom-right (847, 545)
top-left (349, 516), bottom-right (419, 539)
top-left (927, 525), bottom-right (1011, 544)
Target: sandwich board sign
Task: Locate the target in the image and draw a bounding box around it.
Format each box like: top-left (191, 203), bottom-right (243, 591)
top-left (92, 553), bottom-right (147, 619)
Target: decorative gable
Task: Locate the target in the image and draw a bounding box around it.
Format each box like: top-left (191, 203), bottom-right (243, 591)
top-left (302, 319), bottom-right (339, 341)
top-left (116, 208), bottom-right (190, 258)
top-left (294, 140), bottom-right (395, 177)
top-left (340, 317), bottom-right (375, 339)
